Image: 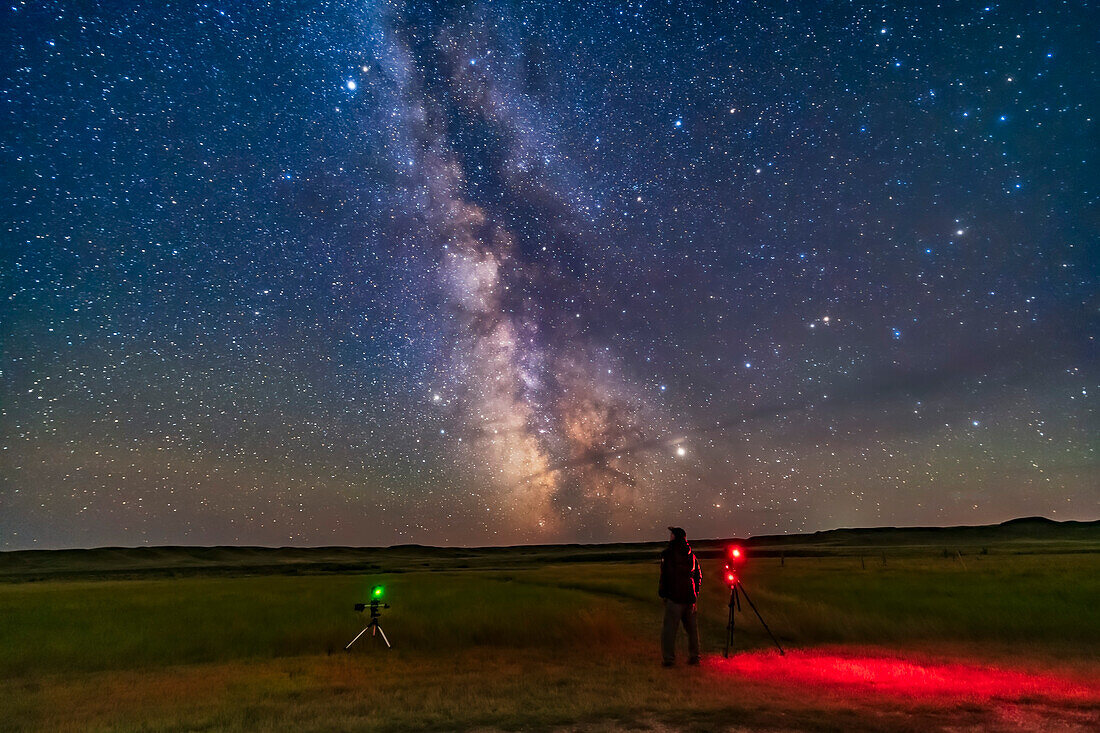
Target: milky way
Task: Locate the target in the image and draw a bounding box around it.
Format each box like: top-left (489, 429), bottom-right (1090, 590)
top-left (1, 1), bottom-right (1096, 549)
top-left (367, 5), bottom-right (673, 538)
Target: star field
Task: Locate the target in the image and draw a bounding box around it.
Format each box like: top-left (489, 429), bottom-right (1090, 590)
top-left (2, 0), bottom-right (1096, 549)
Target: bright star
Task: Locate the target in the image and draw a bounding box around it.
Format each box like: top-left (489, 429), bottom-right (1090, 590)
top-left (345, 79), bottom-right (357, 91)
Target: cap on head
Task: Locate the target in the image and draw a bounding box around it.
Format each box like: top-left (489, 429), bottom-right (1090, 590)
top-left (667, 526), bottom-right (686, 540)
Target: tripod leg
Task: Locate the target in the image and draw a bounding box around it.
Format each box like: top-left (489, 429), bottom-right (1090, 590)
top-left (736, 582), bottom-right (784, 655)
top-left (375, 625), bottom-right (392, 648)
top-left (724, 587), bottom-right (737, 658)
top-left (725, 601), bottom-right (732, 657)
top-left (345, 626), bottom-right (371, 650)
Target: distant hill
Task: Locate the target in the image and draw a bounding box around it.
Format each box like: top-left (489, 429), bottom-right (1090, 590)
top-left (742, 516), bottom-right (1100, 548)
top-left (1, 517), bottom-right (1096, 582)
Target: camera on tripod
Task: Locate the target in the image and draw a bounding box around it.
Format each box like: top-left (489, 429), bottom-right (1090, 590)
top-left (346, 585), bottom-right (393, 650)
top-left (721, 544), bottom-right (784, 657)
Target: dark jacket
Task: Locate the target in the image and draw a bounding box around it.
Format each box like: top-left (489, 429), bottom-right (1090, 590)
top-left (659, 539), bottom-right (701, 604)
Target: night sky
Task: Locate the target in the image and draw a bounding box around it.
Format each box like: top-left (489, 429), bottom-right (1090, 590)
top-left (2, 1), bottom-right (1096, 550)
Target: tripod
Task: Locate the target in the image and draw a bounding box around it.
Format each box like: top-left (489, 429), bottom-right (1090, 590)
top-left (724, 579), bottom-right (784, 657)
top-left (346, 600), bottom-right (391, 650)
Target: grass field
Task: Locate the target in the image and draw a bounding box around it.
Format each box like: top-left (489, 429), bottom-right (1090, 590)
top-left (2, 522), bottom-right (1099, 731)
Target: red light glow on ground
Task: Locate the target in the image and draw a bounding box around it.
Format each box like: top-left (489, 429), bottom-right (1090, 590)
top-left (712, 649), bottom-right (1099, 703)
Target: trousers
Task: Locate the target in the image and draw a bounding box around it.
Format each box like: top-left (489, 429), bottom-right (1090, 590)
top-left (661, 599), bottom-right (700, 663)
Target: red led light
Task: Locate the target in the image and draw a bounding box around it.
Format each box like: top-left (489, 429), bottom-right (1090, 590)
top-left (725, 546), bottom-right (744, 586)
top-left (724, 561), bottom-right (738, 586)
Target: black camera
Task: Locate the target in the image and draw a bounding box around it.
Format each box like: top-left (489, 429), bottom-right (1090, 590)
top-left (353, 599), bottom-right (390, 612)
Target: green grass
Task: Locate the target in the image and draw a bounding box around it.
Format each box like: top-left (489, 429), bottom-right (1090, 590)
top-left (2, 540), bottom-right (1099, 731)
top-left (0, 573), bottom-right (639, 677)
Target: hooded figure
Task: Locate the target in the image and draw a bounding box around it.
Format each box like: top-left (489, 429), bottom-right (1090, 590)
top-left (658, 526), bottom-right (701, 666)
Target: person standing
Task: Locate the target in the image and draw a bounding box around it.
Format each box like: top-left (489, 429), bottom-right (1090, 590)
top-left (659, 526), bottom-right (702, 666)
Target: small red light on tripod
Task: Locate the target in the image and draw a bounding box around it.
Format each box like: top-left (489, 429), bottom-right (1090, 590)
top-left (724, 562), bottom-right (738, 586)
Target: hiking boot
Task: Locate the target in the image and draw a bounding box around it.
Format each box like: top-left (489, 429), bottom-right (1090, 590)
top-left (662, 660), bottom-right (674, 667)
top-left (687, 657), bottom-right (700, 666)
